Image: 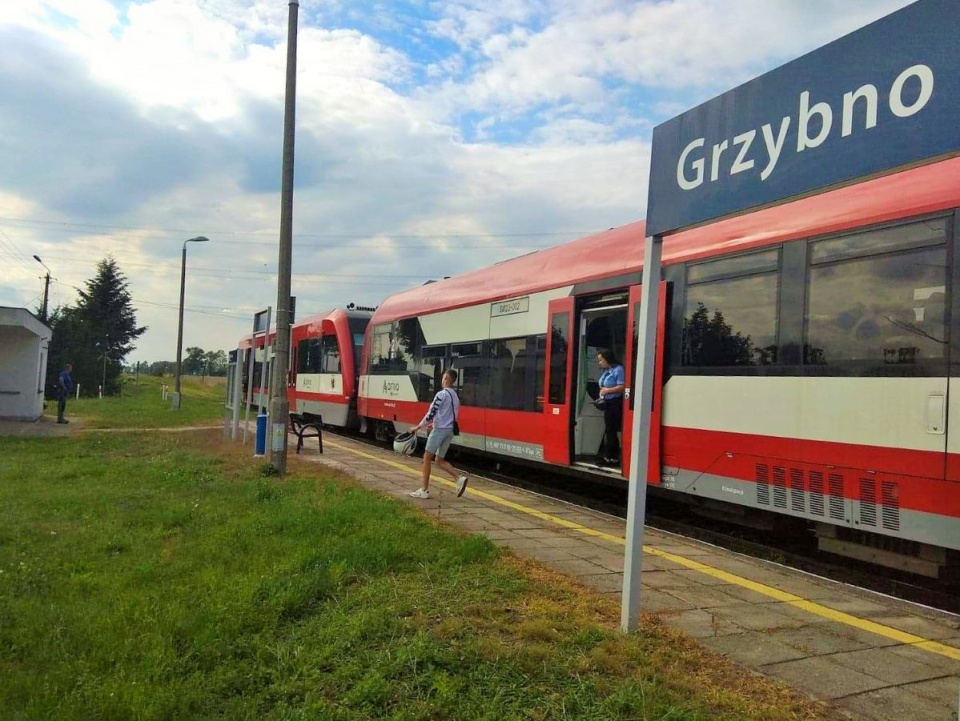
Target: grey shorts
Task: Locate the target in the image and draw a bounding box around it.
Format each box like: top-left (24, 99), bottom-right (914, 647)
top-left (425, 427), bottom-right (454, 458)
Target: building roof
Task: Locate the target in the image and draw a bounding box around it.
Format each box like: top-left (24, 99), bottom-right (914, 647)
top-left (0, 307), bottom-right (52, 339)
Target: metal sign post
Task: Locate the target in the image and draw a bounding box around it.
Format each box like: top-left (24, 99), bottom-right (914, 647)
top-left (620, 235), bottom-right (662, 633)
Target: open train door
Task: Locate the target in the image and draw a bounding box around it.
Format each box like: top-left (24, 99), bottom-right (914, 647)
top-left (621, 282), bottom-right (667, 482)
top-left (543, 297), bottom-right (575, 465)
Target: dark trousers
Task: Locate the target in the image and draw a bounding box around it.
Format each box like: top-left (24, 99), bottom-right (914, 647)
top-left (57, 396), bottom-right (67, 421)
top-left (602, 400), bottom-right (623, 460)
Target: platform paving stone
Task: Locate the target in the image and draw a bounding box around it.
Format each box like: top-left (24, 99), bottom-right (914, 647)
top-left (862, 614), bottom-right (960, 641)
top-left (638, 570), bottom-right (704, 590)
top-left (903, 675), bottom-right (960, 704)
top-left (840, 685), bottom-right (956, 721)
top-left (581, 572), bottom-right (625, 595)
top-left (659, 609), bottom-right (743, 639)
top-left (765, 623), bottom-right (874, 656)
top-left (826, 647), bottom-right (949, 686)
top-left (701, 631), bottom-right (809, 666)
top-left (667, 585), bottom-right (755, 609)
top-left (632, 589), bottom-right (696, 613)
top-left (761, 657), bottom-right (890, 699)
top-left (709, 602), bottom-right (809, 632)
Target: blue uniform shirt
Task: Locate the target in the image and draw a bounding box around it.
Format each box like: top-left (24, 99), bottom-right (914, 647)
top-left (58, 369), bottom-right (74, 397)
top-left (599, 365), bottom-right (624, 400)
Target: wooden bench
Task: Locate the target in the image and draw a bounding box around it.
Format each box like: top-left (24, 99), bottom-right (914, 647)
top-left (289, 415), bottom-right (323, 454)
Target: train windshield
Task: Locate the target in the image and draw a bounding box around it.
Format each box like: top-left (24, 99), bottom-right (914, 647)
top-left (348, 316), bottom-right (371, 373)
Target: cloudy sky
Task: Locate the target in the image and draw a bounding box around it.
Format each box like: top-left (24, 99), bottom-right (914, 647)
top-left (0, 0), bottom-right (913, 364)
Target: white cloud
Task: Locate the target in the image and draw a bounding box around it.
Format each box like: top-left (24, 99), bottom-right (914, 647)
top-left (0, 0), bottom-right (918, 361)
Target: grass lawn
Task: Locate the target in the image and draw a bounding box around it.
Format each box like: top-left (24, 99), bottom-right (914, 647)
top-left (0, 405), bottom-right (834, 719)
top-left (67, 374), bottom-right (227, 429)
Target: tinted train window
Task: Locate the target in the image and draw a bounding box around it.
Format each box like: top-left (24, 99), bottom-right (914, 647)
top-left (683, 250), bottom-right (780, 367)
top-left (297, 338), bottom-right (322, 374)
top-left (489, 336), bottom-right (546, 412)
top-left (369, 324), bottom-right (393, 374)
top-left (548, 312), bottom-right (569, 404)
top-left (348, 317), bottom-right (370, 373)
top-left (806, 219), bottom-right (948, 369)
top-left (451, 341), bottom-right (486, 407)
top-left (321, 336), bottom-right (341, 373)
top-left (417, 345), bottom-right (445, 402)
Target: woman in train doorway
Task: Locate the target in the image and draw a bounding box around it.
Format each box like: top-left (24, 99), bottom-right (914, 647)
top-left (597, 349), bottom-right (625, 466)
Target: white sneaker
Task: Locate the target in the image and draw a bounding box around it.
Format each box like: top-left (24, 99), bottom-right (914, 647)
top-left (456, 474), bottom-right (469, 497)
top-left (409, 488), bottom-right (430, 499)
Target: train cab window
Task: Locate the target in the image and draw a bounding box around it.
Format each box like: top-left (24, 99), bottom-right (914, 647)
top-left (369, 323), bottom-right (393, 374)
top-left (297, 338), bottom-right (322, 374)
top-left (348, 317), bottom-right (370, 374)
top-left (682, 249), bottom-right (780, 368)
top-left (417, 345), bottom-right (446, 402)
top-left (320, 336), bottom-right (341, 374)
top-left (805, 218), bottom-right (948, 370)
top-left (451, 341), bottom-right (486, 407)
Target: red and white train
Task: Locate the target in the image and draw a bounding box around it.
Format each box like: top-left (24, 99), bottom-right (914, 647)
top-left (356, 156), bottom-right (960, 581)
top-left (238, 306), bottom-right (373, 429)
top-left (245, 156), bottom-right (960, 581)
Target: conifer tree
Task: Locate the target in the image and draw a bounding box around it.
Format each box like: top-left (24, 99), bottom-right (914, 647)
top-left (46, 257), bottom-right (146, 396)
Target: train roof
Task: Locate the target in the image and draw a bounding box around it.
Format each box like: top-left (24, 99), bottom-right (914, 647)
top-left (372, 156), bottom-right (960, 322)
top-left (292, 307), bottom-right (373, 331)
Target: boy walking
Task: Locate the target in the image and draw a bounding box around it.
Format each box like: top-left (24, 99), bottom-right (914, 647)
top-left (409, 369), bottom-right (468, 499)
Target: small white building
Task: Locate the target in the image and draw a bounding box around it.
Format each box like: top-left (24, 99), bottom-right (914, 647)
top-left (0, 307), bottom-right (52, 421)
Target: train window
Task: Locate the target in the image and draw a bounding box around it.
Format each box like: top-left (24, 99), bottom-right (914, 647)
top-left (395, 318), bottom-right (422, 376)
top-left (451, 341), bottom-right (487, 407)
top-left (810, 217), bottom-right (946, 265)
top-left (321, 336), bottom-right (341, 374)
top-left (297, 338), bottom-right (322, 374)
top-left (687, 249), bottom-right (778, 285)
top-left (488, 336), bottom-right (543, 412)
top-left (682, 252), bottom-right (780, 368)
top-left (806, 243), bottom-right (947, 369)
top-left (417, 345), bottom-right (445, 402)
top-left (348, 316), bottom-right (370, 374)
top-left (369, 323), bottom-right (392, 374)
top-left (548, 312), bottom-right (569, 404)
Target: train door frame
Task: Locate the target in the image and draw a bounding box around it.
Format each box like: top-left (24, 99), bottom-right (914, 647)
top-left (572, 292), bottom-right (629, 471)
top-left (622, 282), bottom-right (668, 482)
top-left (944, 208), bottom-right (959, 482)
top-left (543, 298), bottom-right (575, 464)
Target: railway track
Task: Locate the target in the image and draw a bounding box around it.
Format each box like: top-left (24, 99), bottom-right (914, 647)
top-left (325, 428), bottom-right (960, 614)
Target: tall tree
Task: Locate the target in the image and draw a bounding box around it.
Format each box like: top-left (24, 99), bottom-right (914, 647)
top-left (45, 257), bottom-right (146, 396)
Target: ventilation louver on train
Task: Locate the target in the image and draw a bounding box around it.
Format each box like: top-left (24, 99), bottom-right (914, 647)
top-left (881, 481), bottom-right (901, 532)
top-left (773, 466), bottom-right (787, 509)
top-left (756, 464), bottom-right (770, 506)
top-left (809, 471), bottom-right (825, 516)
top-left (859, 478), bottom-right (878, 527)
top-left (754, 465), bottom-right (900, 533)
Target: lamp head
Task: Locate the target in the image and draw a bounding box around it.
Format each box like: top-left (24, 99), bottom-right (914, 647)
top-left (187, 236), bottom-right (210, 243)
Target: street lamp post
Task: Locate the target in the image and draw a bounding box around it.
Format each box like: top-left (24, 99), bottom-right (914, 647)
top-left (173, 236), bottom-right (209, 410)
top-left (32, 255), bottom-right (51, 322)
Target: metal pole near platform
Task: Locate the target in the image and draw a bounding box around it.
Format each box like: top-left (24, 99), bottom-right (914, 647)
top-left (621, 234), bottom-right (662, 633)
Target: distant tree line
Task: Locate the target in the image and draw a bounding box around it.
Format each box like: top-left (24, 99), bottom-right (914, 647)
top-left (126, 348), bottom-right (229, 378)
top-left (44, 257), bottom-right (146, 398)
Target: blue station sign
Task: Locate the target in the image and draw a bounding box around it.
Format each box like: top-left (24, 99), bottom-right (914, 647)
top-left (646, 0), bottom-right (960, 237)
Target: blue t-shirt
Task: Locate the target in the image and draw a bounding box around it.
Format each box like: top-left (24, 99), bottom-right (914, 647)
top-left (599, 365), bottom-right (624, 399)
top-left (58, 369), bottom-right (73, 397)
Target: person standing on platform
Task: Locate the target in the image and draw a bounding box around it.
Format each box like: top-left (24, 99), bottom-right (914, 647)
top-left (597, 350), bottom-right (625, 465)
top-left (409, 369), bottom-right (469, 499)
top-left (56, 363), bottom-right (74, 424)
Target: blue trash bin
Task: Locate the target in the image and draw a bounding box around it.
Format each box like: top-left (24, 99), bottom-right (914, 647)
top-left (255, 413), bottom-right (268, 456)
